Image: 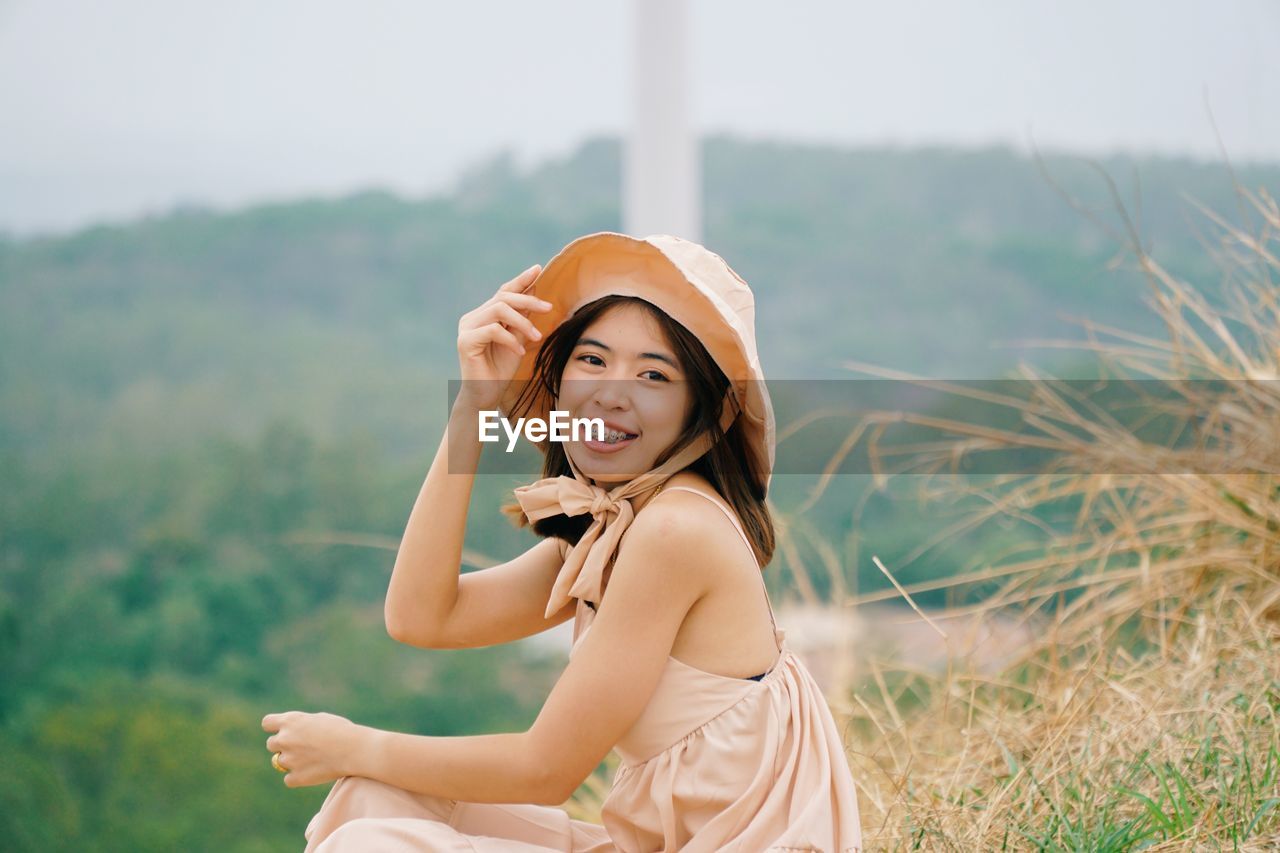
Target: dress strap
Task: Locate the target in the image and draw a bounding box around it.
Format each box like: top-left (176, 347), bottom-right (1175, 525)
top-left (654, 485), bottom-right (785, 652)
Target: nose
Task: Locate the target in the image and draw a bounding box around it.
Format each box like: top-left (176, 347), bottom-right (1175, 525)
top-left (591, 375), bottom-right (633, 411)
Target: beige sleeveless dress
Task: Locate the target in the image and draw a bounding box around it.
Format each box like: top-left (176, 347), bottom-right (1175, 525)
top-left (303, 484), bottom-right (863, 852)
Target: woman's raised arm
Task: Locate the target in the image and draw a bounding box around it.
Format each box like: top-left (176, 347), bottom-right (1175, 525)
top-left (383, 264), bottom-right (550, 644)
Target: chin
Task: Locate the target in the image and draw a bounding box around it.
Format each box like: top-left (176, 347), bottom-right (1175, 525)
top-left (579, 467), bottom-right (643, 485)
top-left (568, 449), bottom-right (651, 484)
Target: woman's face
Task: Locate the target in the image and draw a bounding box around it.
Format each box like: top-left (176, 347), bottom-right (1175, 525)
top-left (556, 303), bottom-right (693, 487)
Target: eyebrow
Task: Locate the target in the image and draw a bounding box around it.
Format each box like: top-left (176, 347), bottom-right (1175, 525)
top-left (575, 337), bottom-right (680, 370)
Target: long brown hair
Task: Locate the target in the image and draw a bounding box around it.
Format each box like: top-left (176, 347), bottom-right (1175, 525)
top-left (500, 295), bottom-right (775, 569)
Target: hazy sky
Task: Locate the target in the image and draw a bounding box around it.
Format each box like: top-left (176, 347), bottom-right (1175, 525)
top-left (2, 0), bottom-right (1276, 236)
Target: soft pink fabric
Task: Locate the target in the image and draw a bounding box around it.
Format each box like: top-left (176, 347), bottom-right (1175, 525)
top-left (302, 485), bottom-right (863, 852)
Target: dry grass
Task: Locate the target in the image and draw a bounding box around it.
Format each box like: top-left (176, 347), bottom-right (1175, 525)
top-left (844, 593), bottom-right (1279, 850)
top-left (780, 179), bottom-right (1280, 849)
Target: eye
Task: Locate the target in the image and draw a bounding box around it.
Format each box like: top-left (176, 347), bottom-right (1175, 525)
top-left (575, 353), bottom-right (668, 382)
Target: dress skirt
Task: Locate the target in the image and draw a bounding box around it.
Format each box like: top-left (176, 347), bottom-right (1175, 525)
top-left (304, 775), bottom-right (614, 852)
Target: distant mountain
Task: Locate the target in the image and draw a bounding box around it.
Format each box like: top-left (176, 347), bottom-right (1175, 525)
top-left (2, 136), bottom-right (1274, 462)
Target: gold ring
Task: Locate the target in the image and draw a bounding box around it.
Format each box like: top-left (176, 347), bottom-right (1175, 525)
top-left (272, 752), bottom-right (288, 773)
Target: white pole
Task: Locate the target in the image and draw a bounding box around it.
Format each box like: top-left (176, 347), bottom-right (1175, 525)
top-left (624, 0), bottom-right (700, 242)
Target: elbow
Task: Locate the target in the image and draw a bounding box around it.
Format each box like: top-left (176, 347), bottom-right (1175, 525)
top-left (522, 739), bottom-right (584, 806)
top-left (384, 587), bottom-right (446, 648)
top-left (384, 609), bottom-right (433, 648)
top-left (532, 771), bottom-right (577, 807)
top-left (383, 593), bottom-right (407, 641)
top-left (383, 604), bottom-right (407, 643)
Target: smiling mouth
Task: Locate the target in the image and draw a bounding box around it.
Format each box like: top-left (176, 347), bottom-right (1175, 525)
top-left (571, 416), bottom-right (639, 444)
top-left (581, 428), bottom-right (639, 451)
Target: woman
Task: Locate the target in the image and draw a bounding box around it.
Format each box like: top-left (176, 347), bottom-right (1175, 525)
top-left (262, 233), bottom-right (863, 851)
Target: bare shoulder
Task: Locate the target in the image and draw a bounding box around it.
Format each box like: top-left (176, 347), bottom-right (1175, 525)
top-left (625, 473), bottom-right (749, 571)
top-left (611, 478), bottom-right (710, 550)
top-left (654, 472), bottom-right (738, 522)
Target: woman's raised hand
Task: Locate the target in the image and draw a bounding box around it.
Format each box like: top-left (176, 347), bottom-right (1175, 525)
top-left (456, 263), bottom-right (551, 410)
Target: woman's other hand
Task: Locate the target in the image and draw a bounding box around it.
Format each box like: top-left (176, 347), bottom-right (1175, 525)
top-left (262, 710), bottom-right (364, 788)
top-left (456, 264), bottom-right (551, 410)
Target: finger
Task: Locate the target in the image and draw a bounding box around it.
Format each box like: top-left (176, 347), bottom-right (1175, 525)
top-left (458, 323), bottom-right (533, 352)
top-left (483, 301), bottom-right (542, 342)
top-left (475, 324), bottom-right (525, 358)
top-left (263, 710), bottom-right (301, 731)
top-left (460, 298), bottom-right (537, 336)
top-left (463, 324), bottom-right (525, 359)
top-left (494, 291), bottom-right (554, 314)
top-left (266, 735), bottom-right (279, 751)
top-left (498, 264), bottom-right (542, 294)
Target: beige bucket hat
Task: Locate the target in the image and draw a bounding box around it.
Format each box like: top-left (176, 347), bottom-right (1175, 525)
top-left (498, 231), bottom-right (776, 495)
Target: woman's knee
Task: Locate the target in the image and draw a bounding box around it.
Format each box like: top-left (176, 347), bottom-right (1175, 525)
top-left (323, 775), bottom-right (403, 808)
top-left (311, 817), bottom-right (394, 852)
top-left (312, 816), bottom-right (469, 852)
top-left (305, 776), bottom-right (457, 841)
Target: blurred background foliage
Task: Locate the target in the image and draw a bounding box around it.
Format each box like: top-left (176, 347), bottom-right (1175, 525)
top-left (2, 136), bottom-right (1276, 849)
